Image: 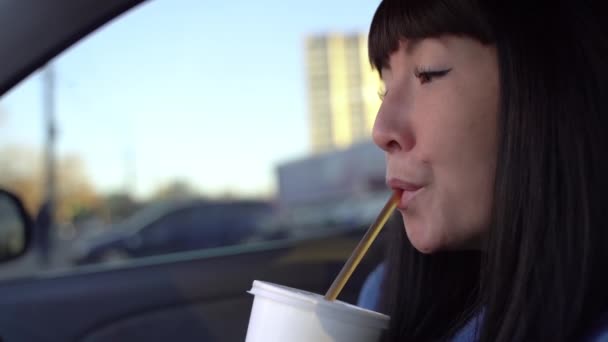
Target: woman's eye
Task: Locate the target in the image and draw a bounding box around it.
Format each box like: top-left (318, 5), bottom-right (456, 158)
top-left (415, 68), bottom-right (452, 84)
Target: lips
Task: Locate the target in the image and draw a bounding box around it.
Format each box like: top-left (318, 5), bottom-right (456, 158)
top-left (387, 178), bottom-right (423, 210)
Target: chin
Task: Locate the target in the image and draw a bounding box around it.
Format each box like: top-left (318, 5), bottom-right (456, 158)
top-left (402, 213), bottom-right (444, 254)
top-left (409, 236), bottom-right (443, 254)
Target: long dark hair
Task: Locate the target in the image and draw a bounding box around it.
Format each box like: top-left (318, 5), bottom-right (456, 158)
top-left (369, 1), bottom-right (608, 341)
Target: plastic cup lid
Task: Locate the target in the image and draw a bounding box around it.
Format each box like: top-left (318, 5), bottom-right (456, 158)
top-left (248, 280), bottom-right (390, 330)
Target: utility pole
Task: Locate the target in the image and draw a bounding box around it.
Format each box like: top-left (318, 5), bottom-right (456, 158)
top-left (44, 64), bottom-right (57, 208)
top-left (39, 63), bottom-right (57, 266)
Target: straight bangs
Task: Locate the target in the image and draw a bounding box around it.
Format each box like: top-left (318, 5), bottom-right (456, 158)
top-left (368, 0), bottom-right (495, 73)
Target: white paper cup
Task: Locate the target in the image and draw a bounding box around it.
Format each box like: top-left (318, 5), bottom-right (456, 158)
top-left (245, 280), bottom-right (389, 342)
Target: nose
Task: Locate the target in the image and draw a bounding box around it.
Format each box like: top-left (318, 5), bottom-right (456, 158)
top-left (372, 96), bottom-right (415, 154)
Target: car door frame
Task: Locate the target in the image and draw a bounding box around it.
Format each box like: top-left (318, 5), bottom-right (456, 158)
top-left (0, 0), bottom-right (147, 96)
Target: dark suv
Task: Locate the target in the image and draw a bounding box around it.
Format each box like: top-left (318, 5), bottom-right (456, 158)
top-left (72, 199), bottom-right (275, 264)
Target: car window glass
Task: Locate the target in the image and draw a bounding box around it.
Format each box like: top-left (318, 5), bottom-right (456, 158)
top-left (0, 0), bottom-right (387, 278)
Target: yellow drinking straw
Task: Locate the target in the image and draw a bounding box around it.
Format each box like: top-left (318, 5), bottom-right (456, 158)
top-left (325, 191), bottom-right (400, 301)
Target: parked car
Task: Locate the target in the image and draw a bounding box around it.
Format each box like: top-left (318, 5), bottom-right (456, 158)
top-left (72, 199), bottom-right (275, 264)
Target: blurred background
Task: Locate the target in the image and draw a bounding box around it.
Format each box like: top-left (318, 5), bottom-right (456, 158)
top-left (0, 0), bottom-right (387, 278)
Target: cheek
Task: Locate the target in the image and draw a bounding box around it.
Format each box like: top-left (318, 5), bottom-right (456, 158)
top-left (442, 170), bottom-right (495, 240)
top-left (408, 87), bottom-right (497, 250)
top-left (436, 117), bottom-right (496, 242)
top-left (443, 131), bottom-right (496, 246)
top-left (404, 173), bottom-right (493, 254)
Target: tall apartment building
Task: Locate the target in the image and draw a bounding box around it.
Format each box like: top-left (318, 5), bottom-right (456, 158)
top-left (306, 33), bottom-right (382, 153)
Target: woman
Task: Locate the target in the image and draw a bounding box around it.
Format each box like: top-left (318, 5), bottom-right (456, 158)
top-left (365, 0), bottom-right (608, 341)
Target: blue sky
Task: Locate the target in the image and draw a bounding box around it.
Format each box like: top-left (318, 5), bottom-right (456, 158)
top-left (0, 0), bottom-right (380, 199)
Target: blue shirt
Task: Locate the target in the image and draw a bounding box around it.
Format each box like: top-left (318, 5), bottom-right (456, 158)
top-left (357, 264), bottom-right (608, 342)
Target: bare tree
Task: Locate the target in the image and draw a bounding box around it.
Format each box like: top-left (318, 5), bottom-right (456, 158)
top-left (0, 145), bottom-right (43, 215)
top-left (55, 155), bottom-right (100, 222)
top-left (0, 145), bottom-right (100, 223)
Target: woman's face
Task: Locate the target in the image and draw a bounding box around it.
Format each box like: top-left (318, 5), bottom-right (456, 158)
top-left (373, 36), bottom-right (499, 253)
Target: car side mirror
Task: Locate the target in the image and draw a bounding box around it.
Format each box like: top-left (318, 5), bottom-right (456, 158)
top-left (0, 189), bottom-right (33, 262)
